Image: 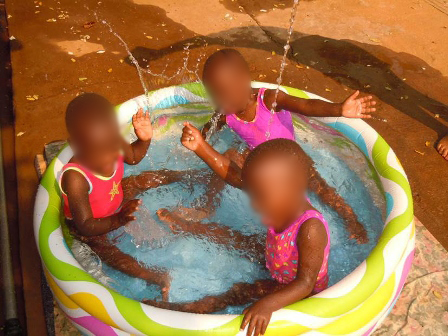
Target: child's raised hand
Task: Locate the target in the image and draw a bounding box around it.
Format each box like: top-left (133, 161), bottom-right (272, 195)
top-left (341, 90), bottom-right (376, 119)
top-left (181, 122), bottom-right (204, 152)
top-left (132, 108), bottom-right (153, 141)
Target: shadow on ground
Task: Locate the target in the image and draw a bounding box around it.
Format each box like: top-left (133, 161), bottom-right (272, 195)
top-left (130, 26), bottom-right (448, 138)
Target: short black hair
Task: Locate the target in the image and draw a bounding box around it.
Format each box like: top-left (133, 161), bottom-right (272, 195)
top-left (202, 48), bottom-right (249, 82)
top-left (65, 93), bottom-right (113, 134)
top-left (242, 138), bottom-right (313, 179)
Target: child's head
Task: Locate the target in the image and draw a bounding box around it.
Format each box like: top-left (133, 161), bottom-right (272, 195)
top-left (202, 49), bottom-right (252, 115)
top-left (66, 93), bottom-right (121, 175)
top-left (242, 139), bottom-right (313, 230)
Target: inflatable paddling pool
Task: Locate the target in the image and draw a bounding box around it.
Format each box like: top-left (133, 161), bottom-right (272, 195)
top-left (34, 82), bottom-right (414, 335)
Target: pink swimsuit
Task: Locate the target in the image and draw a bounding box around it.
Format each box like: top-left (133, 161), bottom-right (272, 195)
top-left (265, 209), bottom-right (331, 293)
top-left (59, 156), bottom-right (124, 219)
top-left (225, 88), bottom-right (295, 150)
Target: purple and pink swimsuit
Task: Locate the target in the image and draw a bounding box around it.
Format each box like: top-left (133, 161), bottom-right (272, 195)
top-left (225, 88), bottom-right (295, 150)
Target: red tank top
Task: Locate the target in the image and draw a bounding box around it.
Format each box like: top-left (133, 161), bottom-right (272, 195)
top-left (59, 156), bottom-right (124, 219)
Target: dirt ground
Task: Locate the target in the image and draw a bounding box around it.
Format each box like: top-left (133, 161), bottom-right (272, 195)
top-left (3, 0), bottom-right (448, 334)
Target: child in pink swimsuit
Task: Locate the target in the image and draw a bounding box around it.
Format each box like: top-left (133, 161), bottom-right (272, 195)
top-left (147, 139), bottom-right (330, 336)
top-left (179, 48), bottom-right (372, 243)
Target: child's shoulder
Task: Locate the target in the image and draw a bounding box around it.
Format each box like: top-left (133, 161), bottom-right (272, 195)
top-left (297, 216), bottom-right (328, 245)
top-left (60, 162), bottom-right (91, 194)
top-left (259, 88), bottom-right (290, 111)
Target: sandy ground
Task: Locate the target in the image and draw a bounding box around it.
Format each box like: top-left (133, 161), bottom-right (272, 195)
top-left (3, 0), bottom-right (448, 334)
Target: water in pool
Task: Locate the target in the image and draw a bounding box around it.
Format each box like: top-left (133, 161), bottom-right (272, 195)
top-left (71, 105), bottom-right (386, 314)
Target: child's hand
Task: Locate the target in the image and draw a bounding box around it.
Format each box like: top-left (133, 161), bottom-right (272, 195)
top-left (181, 122), bottom-right (205, 152)
top-left (341, 90), bottom-right (376, 118)
top-left (132, 108), bottom-right (153, 141)
top-left (116, 199), bottom-right (141, 225)
top-left (241, 299), bottom-right (273, 336)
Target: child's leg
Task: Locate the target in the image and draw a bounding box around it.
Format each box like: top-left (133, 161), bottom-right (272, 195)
top-left (157, 208), bottom-right (265, 261)
top-left (309, 166), bottom-right (368, 243)
top-left (122, 169), bottom-right (189, 199)
top-left (143, 279), bottom-right (282, 314)
top-left (84, 235), bottom-right (170, 300)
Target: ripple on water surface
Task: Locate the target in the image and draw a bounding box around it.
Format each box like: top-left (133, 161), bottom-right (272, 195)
top-left (72, 109), bottom-right (386, 314)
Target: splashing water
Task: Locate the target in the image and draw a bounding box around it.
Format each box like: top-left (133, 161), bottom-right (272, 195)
top-left (96, 14), bottom-right (207, 110)
top-left (205, 112), bottom-right (223, 143)
top-left (95, 14), bottom-right (152, 110)
top-left (266, 0), bottom-right (300, 140)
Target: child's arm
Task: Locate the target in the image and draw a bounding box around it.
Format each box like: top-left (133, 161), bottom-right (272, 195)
top-left (181, 122), bottom-right (244, 188)
top-left (122, 109), bottom-right (153, 165)
top-left (240, 218), bottom-right (327, 336)
top-left (62, 170), bottom-right (141, 236)
top-left (201, 112), bottom-right (227, 138)
top-left (265, 89), bottom-right (376, 119)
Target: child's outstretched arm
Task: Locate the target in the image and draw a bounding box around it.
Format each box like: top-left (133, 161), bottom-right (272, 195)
top-left (181, 122), bottom-right (244, 188)
top-left (122, 108), bottom-right (153, 165)
top-left (309, 166), bottom-right (368, 243)
top-left (265, 89), bottom-right (376, 119)
top-left (240, 218), bottom-right (327, 336)
top-left (62, 171), bottom-right (141, 236)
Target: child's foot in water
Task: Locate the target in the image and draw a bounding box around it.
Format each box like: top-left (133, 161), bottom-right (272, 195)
top-left (437, 134), bottom-right (448, 160)
top-left (157, 208), bottom-right (191, 234)
top-left (349, 226), bottom-right (369, 244)
top-left (172, 207), bottom-right (210, 221)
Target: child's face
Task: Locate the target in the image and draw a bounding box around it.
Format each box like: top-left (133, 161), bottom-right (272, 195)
top-left (245, 156), bottom-right (308, 231)
top-left (204, 63), bottom-right (252, 115)
top-left (71, 116), bottom-right (121, 176)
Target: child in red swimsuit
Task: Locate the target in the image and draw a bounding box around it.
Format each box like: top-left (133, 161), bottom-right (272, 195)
top-left (59, 93), bottom-right (189, 300)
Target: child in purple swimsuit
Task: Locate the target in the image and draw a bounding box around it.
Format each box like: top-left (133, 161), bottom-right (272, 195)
top-left (179, 48), bottom-right (376, 243)
top-left (149, 139), bottom-right (331, 336)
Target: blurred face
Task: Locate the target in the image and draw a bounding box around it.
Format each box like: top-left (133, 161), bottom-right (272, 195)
top-left (204, 62), bottom-right (252, 115)
top-left (244, 155), bottom-right (308, 231)
top-left (70, 117), bottom-right (121, 176)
